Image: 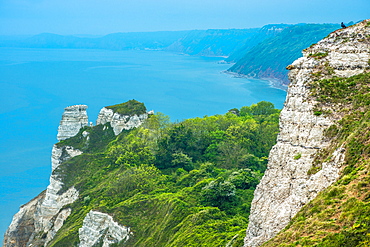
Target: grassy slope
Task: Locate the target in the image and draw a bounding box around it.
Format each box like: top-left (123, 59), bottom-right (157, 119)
top-left (263, 72), bottom-right (370, 246)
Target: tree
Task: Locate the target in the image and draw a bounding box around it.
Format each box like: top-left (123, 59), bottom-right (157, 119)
top-left (201, 179), bottom-right (236, 210)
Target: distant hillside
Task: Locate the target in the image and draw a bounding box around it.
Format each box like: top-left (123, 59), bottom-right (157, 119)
top-left (0, 29), bottom-right (265, 56)
top-left (227, 24), bottom-right (339, 85)
top-left (0, 31), bottom-right (189, 50)
top-left (164, 29), bottom-right (260, 57)
top-left (0, 26), bottom-right (286, 58)
top-left (225, 24), bottom-right (290, 62)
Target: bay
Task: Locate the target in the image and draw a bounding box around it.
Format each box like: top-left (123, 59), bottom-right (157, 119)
top-left (0, 47), bottom-right (286, 240)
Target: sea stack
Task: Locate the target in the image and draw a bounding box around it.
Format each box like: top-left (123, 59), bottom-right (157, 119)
top-left (57, 105), bottom-right (89, 141)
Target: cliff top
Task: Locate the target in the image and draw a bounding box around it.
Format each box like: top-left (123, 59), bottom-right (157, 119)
top-left (105, 99), bottom-right (147, 115)
top-left (64, 104), bottom-right (88, 111)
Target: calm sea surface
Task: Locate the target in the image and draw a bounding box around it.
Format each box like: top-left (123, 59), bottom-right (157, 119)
top-left (0, 48), bottom-right (287, 239)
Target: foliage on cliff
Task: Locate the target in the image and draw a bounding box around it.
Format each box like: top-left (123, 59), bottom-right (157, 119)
top-left (106, 99), bottom-right (147, 115)
top-left (262, 72), bottom-right (370, 246)
top-left (228, 23), bottom-right (338, 85)
top-left (48, 101), bottom-right (280, 247)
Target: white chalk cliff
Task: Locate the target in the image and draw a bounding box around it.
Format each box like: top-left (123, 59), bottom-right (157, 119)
top-left (3, 104), bottom-right (88, 247)
top-left (57, 105), bottom-right (89, 141)
top-left (96, 107), bottom-right (149, 135)
top-left (78, 210), bottom-right (132, 247)
top-left (244, 20), bottom-right (370, 247)
top-left (3, 144), bottom-right (81, 247)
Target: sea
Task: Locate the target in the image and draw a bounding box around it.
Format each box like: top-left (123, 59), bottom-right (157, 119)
top-left (0, 47), bottom-right (287, 241)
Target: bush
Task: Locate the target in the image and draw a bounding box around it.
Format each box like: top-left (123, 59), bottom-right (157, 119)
top-left (201, 179), bottom-right (236, 210)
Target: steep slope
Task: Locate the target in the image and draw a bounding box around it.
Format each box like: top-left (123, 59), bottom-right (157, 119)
top-left (244, 19), bottom-right (370, 247)
top-left (228, 23), bottom-right (339, 86)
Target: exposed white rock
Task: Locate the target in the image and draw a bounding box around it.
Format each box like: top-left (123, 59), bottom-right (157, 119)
top-left (51, 145), bottom-right (83, 172)
top-left (78, 210), bottom-right (132, 247)
top-left (96, 107), bottom-right (148, 135)
top-left (45, 208), bottom-right (72, 244)
top-left (3, 144), bottom-right (82, 247)
top-left (57, 105), bottom-right (89, 141)
top-left (3, 192), bottom-right (45, 247)
top-left (244, 20), bottom-right (370, 247)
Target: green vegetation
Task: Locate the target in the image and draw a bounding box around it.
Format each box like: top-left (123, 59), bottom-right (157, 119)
top-left (308, 52), bottom-right (329, 59)
top-left (48, 101), bottom-right (281, 247)
top-left (228, 24), bottom-right (338, 84)
top-left (106, 99), bottom-right (147, 115)
top-left (294, 153), bottom-right (302, 160)
top-left (262, 72), bottom-right (370, 246)
top-left (56, 123), bottom-right (115, 153)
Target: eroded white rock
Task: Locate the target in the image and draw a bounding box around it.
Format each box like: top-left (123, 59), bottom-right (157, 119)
top-left (3, 145), bottom-right (82, 247)
top-left (57, 105), bottom-right (89, 141)
top-left (51, 145), bottom-right (83, 172)
top-left (96, 107), bottom-right (148, 135)
top-left (79, 210), bottom-right (132, 247)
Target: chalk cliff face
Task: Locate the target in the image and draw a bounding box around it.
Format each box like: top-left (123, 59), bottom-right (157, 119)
top-left (57, 105), bottom-right (89, 141)
top-left (3, 144), bottom-right (81, 247)
top-left (3, 104), bottom-right (86, 246)
top-left (244, 20), bottom-right (370, 247)
top-left (78, 210), bottom-right (132, 247)
top-left (4, 102), bottom-right (146, 247)
top-left (96, 107), bottom-right (149, 135)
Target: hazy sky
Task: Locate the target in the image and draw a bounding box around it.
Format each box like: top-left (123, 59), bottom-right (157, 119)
top-left (0, 0), bottom-right (369, 35)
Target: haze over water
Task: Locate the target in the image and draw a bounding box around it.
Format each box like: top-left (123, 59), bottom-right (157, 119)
top-left (0, 47), bottom-right (286, 239)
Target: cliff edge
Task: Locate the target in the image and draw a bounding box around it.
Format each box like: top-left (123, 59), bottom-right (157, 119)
top-left (244, 20), bottom-right (370, 247)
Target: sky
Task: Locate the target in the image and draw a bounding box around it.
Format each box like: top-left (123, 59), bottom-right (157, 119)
top-left (0, 0), bottom-right (369, 36)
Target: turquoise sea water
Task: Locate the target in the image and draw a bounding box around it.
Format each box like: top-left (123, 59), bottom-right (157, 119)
top-left (0, 48), bottom-right (287, 240)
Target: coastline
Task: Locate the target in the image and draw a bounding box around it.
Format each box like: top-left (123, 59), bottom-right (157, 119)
top-left (222, 70), bottom-right (288, 91)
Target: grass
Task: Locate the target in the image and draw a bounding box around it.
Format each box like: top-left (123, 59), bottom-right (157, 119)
top-left (106, 99), bottom-right (147, 115)
top-left (294, 153), bottom-right (302, 160)
top-left (308, 52), bottom-right (329, 59)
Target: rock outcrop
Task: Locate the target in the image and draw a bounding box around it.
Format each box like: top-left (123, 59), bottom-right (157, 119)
top-left (57, 105), bottom-right (89, 141)
top-left (244, 20), bottom-right (370, 247)
top-left (3, 145), bottom-right (81, 247)
top-left (78, 210), bottom-right (132, 247)
top-left (96, 107), bottom-right (149, 135)
top-left (3, 106), bottom-right (86, 247)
